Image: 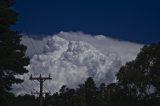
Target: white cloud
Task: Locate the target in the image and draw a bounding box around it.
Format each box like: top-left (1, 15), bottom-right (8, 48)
top-left (57, 31), bottom-right (143, 64)
top-left (12, 31), bottom-right (143, 95)
top-left (21, 35), bottom-right (49, 57)
top-left (22, 31), bottom-right (143, 64)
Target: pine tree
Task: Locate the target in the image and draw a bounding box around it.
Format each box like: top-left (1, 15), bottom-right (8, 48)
top-left (0, 0), bottom-right (29, 105)
top-left (84, 77), bottom-right (97, 106)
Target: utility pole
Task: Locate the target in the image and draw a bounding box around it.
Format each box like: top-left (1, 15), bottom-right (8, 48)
top-left (30, 74), bottom-right (52, 106)
top-left (108, 88), bottom-right (111, 106)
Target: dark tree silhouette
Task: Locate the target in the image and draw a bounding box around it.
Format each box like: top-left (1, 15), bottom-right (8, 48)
top-left (0, 0), bottom-right (29, 106)
top-left (116, 43), bottom-right (160, 105)
top-left (84, 77), bottom-right (97, 106)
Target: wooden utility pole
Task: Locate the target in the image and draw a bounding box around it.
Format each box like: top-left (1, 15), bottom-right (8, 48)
top-left (30, 74), bottom-right (52, 106)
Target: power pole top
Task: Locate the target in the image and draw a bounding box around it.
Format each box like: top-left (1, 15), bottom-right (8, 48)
top-left (30, 74), bottom-right (52, 106)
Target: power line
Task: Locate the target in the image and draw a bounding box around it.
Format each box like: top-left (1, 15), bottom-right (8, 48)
top-left (19, 83), bottom-right (30, 94)
top-left (20, 15), bottom-right (39, 55)
top-left (20, 15), bottom-right (53, 106)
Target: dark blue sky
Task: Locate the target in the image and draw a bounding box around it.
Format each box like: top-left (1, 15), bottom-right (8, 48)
top-left (12, 0), bottom-right (160, 43)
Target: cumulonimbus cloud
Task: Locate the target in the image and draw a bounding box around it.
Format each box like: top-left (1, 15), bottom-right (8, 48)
top-left (12, 31), bottom-right (143, 95)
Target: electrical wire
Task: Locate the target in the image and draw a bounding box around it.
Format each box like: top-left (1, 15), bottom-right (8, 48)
top-left (19, 15), bottom-right (52, 96)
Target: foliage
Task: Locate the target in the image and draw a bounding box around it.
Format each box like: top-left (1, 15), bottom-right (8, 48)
top-left (0, 0), bottom-right (29, 92)
top-left (116, 43), bottom-right (160, 105)
top-left (43, 77), bottom-right (107, 106)
top-left (0, 0), bottom-right (29, 106)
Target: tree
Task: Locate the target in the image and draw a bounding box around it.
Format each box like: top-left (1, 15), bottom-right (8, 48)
top-left (84, 77), bottom-right (97, 106)
top-left (0, 0), bottom-right (29, 105)
top-left (75, 84), bottom-right (87, 106)
top-left (12, 95), bottom-right (38, 106)
top-left (96, 83), bottom-right (107, 106)
top-left (117, 43), bottom-right (160, 105)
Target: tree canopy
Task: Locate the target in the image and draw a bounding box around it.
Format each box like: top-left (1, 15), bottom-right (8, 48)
top-left (0, 0), bottom-right (29, 105)
top-left (116, 43), bottom-right (160, 105)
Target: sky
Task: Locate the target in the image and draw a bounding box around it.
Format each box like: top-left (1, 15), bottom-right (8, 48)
top-left (12, 0), bottom-right (160, 44)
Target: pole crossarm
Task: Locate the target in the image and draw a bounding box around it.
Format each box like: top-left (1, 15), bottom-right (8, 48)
top-left (30, 74), bottom-right (52, 81)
